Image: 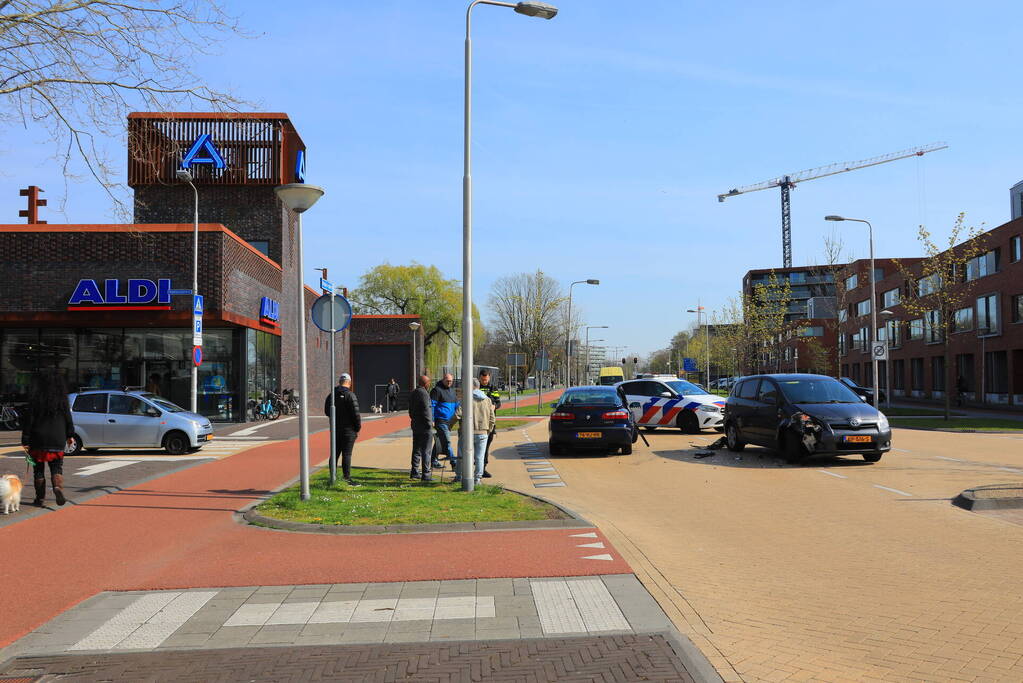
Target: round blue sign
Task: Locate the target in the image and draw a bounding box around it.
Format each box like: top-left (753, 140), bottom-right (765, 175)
top-left (193, 345), bottom-right (203, 367)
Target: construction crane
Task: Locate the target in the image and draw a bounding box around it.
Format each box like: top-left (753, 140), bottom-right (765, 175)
top-left (718, 142), bottom-right (948, 267)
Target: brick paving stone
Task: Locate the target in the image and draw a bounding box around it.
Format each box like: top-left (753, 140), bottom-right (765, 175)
top-left (3, 635), bottom-right (695, 682)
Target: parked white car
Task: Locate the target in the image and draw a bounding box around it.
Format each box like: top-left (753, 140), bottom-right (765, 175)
top-left (68, 390), bottom-right (214, 455)
top-left (616, 378), bottom-right (725, 433)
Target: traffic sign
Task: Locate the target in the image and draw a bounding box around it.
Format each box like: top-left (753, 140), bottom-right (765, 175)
top-left (535, 350), bottom-right (551, 372)
top-left (506, 352), bottom-right (526, 367)
top-left (192, 346), bottom-right (203, 366)
top-left (311, 292), bottom-right (353, 333)
top-left (871, 341), bottom-right (889, 360)
top-left (683, 357), bottom-right (698, 372)
top-left (193, 294), bottom-right (204, 316)
top-left (193, 317), bottom-right (203, 346)
top-left (319, 277), bottom-right (335, 293)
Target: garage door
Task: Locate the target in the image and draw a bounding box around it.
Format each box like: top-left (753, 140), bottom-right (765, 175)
top-left (351, 345), bottom-right (410, 412)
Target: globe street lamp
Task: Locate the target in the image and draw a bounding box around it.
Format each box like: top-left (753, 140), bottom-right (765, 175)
top-left (175, 169), bottom-right (199, 413)
top-left (826, 215), bottom-right (879, 409)
top-left (409, 321), bottom-right (421, 382)
top-left (461, 0), bottom-right (557, 492)
top-left (274, 182), bottom-right (325, 501)
top-left (566, 279), bottom-right (599, 386)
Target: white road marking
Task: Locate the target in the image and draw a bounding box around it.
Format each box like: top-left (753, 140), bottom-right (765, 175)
top-left (231, 416), bottom-right (297, 436)
top-left (576, 542), bottom-right (606, 549)
top-left (892, 448), bottom-right (913, 453)
top-left (819, 470), bottom-right (847, 479)
top-left (874, 484), bottom-right (913, 497)
top-left (997, 467), bottom-right (1023, 473)
top-left (936, 456), bottom-right (962, 462)
top-left (534, 482), bottom-right (566, 488)
top-left (570, 532), bottom-right (598, 538)
top-left (74, 461), bottom-right (140, 477)
top-left (581, 554), bottom-right (615, 561)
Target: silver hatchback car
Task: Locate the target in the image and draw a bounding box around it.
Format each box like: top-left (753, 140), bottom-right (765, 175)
top-left (68, 390), bottom-right (214, 455)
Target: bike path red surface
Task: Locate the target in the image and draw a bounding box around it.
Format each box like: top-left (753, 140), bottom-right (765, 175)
top-left (2, 402), bottom-right (628, 648)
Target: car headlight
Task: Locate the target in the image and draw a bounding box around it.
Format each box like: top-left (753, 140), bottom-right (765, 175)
top-left (877, 413), bottom-right (889, 431)
top-left (699, 404), bottom-right (721, 412)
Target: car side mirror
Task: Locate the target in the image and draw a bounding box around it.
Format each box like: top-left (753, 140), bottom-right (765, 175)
top-left (146, 408), bottom-right (161, 417)
top-left (660, 391), bottom-right (672, 398)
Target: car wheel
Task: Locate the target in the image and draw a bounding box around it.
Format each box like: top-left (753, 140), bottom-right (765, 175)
top-left (620, 443), bottom-right (633, 455)
top-left (677, 411), bottom-right (700, 434)
top-left (725, 423), bottom-right (745, 452)
top-left (783, 433), bottom-right (808, 465)
top-left (163, 431), bottom-right (190, 455)
top-left (862, 453), bottom-right (883, 463)
top-left (66, 434), bottom-right (84, 455)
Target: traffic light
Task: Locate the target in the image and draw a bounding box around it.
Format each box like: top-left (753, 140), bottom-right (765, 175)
top-left (621, 358), bottom-right (626, 365)
top-left (633, 357), bottom-right (638, 364)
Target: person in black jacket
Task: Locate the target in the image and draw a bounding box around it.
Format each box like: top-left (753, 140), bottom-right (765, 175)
top-left (408, 374), bottom-right (434, 481)
top-left (21, 370), bottom-right (75, 507)
top-left (323, 373), bottom-right (362, 486)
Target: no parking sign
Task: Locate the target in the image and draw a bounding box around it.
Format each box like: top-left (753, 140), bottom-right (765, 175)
top-left (193, 346), bottom-right (203, 367)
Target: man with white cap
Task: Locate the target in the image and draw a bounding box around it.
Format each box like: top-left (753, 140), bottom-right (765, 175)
top-left (324, 372), bottom-right (362, 486)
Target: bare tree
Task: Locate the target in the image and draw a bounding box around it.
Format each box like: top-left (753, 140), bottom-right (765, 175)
top-left (0, 0), bottom-right (246, 212)
top-left (895, 213), bottom-right (987, 420)
top-left (488, 270), bottom-right (565, 380)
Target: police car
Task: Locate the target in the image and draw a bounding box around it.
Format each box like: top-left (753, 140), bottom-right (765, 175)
top-left (616, 377), bottom-right (725, 433)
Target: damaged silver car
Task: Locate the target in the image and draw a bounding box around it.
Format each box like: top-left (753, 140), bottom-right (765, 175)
top-left (723, 374), bottom-right (892, 465)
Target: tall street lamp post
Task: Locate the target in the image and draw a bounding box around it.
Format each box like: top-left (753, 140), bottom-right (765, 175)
top-left (584, 325), bottom-right (608, 385)
top-left (826, 215), bottom-right (879, 411)
top-left (274, 183), bottom-right (325, 501)
top-left (461, 0), bottom-right (557, 492)
top-left (409, 322), bottom-right (421, 385)
top-left (880, 309), bottom-right (895, 410)
top-left (566, 279), bottom-right (599, 386)
top-left (687, 303), bottom-right (710, 387)
top-left (175, 169), bottom-right (200, 413)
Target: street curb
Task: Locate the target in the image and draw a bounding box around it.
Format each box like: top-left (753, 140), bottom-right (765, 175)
top-left (891, 425), bottom-right (1021, 434)
top-left (237, 467), bottom-right (594, 535)
top-left (952, 485), bottom-right (1023, 511)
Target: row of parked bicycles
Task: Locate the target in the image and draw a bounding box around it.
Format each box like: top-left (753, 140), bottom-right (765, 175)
top-left (247, 389), bottom-right (300, 421)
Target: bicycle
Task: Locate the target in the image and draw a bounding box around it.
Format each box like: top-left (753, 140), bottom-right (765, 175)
top-left (256, 391), bottom-right (285, 421)
top-left (1, 402), bottom-right (19, 431)
top-left (282, 389), bottom-right (300, 415)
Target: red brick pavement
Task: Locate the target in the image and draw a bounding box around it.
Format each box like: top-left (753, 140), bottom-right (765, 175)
top-left (0, 635), bottom-right (694, 682)
top-left (2, 401), bottom-right (629, 649)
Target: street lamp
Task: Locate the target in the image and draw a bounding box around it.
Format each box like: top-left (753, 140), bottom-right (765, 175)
top-left (585, 326), bottom-right (608, 385)
top-left (175, 169), bottom-right (199, 414)
top-left (461, 0), bottom-right (557, 492)
top-left (826, 215), bottom-right (879, 410)
top-left (880, 309), bottom-right (895, 410)
top-left (567, 279), bottom-right (599, 386)
top-left (687, 304), bottom-right (710, 387)
top-left (274, 182), bottom-right (325, 501)
top-left (409, 322), bottom-right (421, 383)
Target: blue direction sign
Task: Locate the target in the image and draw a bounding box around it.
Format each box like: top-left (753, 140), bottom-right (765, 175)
top-left (683, 357), bottom-right (698, 372)
top-left (319, 277), bottom-right (335, 293)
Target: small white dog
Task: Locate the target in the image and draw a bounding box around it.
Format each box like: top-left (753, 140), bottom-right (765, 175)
top-left (1, 474), bottom-right (23, 514)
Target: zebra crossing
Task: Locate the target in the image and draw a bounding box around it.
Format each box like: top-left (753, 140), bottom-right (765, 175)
top-left (516, 431), bottom-right (566, 488)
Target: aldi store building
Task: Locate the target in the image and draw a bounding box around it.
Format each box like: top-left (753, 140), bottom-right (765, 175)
top-left (0, 113), bottom-right (422, 420)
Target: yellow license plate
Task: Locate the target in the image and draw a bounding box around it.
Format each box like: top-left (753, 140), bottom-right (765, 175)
top-left (844, 435), bottom-right (872, 443)
top-left (577, 432), bottom-right (602, 439)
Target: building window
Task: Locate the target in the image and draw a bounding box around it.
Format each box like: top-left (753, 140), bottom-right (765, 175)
top-left (908, 319), bottom-right (923, 340)
top-left (838, 309), bottom-right (848, 323)
top-left (985, 351), bottom-right (1009, 394)
top-left (873, 267), bottom-right (884, 282)
top-left (892, 359), bottom-right (905, 390)
top-left (1011, 235), bottom-right (1022, 263)
top-left (838, 334), bottom-right (847, 356)
top-left (844, 273), bottom-right (858, 291)
top-left (886, 320), bottom-right (902, 347)
top-left (953, 307), bottom-right (973, 333)
top-left (964, 249), bottom-right (1000, 282)
top-left (247, 240), bottom-right (270, 257)
top-left (881, 287), bottom-right (900, 308)
top-left (977, 293), bottom-right (999, 335)
top-left (924, 310), bottom-right (941, 344)
top-left (910, 358), bottom-right (924, 390)
top-left (789, 271), bottom-right (806, 284)
top-left (1013, 294), bottom-right (1023, 323)
top-left (931, 356), bottom-right (946, 391)
top-left (855, 299), bottom-right (871, 317)
top-left (799, 326), bottom-right (824, 337)
top-left (918, 274), bottom-right (941, 297)
top-left (859, 326), bottom-right (869, 351)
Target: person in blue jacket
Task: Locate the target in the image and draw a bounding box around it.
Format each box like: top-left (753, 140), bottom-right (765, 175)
top-left (430, 373), bottom-right (458, 473)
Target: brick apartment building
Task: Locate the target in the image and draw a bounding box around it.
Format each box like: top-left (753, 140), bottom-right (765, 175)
top-left (836, 216), bottom-right (1023, 407)
top-left (0, 113), bottom-right (422, 420)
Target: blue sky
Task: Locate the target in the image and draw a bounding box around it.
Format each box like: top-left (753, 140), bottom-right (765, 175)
top-left (2, 1), bottom-right (1022, 357)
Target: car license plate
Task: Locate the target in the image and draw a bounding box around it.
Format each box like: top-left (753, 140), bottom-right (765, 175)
top-left (577, 432), bottom-right (601, 439)
top-left (844, 435), bottom-right (872, 443)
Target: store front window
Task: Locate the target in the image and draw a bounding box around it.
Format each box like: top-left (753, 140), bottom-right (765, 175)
top-left (245, 329), bottom-right (281, 420)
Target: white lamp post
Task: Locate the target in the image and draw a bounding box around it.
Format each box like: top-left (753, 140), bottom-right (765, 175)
top-left (826, 215), bottom-right (879, 409)
top-left (880, 308), bottom-right (895, 410)
top-left (274, 183), bottom-right (325, 501)
top-left (175, 169), bottom-right (199, 413)
top-left (461, 0), bottom-right (557, 492)
top-left (409, 321), bottom-right (421, 384)
top-left (687, 303), bottom-right (710, 387)
top-left (566, 279), bottom-right (599, 386)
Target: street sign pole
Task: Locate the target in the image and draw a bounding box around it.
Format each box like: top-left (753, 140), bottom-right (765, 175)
top-left (328, 285), bottom-right (337, 486)
top-left (191, 294), bottom-right (203, 414)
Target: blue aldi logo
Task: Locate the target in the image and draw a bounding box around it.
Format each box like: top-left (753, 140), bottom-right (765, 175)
top-left (68, 279), bottom-right (172, 310)
top-left (260, 297), bottom-right (280, 324)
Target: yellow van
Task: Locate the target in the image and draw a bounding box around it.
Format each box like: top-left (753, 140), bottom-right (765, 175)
top-left (597, 366), bottom-right (625, 386)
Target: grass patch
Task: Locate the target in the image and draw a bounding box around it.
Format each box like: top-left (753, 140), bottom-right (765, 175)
top-left (881, 406), bottom-right (966, 417)
top-left (889, 417), bottom-right (1023, 432)
top-left (495, 419), bottom-right (534, 430)
top-left (497, 402), bottom-right (555, 417)
top-left (254, 467), bottom-right (563, 526)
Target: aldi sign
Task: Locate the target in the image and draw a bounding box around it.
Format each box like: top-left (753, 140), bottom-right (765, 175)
top-left (260, 296), bottom-right (280, 324)
top-left (68, 278), bottom-right (172, 310)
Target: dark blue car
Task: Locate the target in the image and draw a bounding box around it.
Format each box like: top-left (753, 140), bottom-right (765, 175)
top-left (548, 386), bottom-right (638, 456)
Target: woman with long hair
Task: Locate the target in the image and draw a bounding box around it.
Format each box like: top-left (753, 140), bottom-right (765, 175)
top-left (20, 369), bottom-right (75, 507)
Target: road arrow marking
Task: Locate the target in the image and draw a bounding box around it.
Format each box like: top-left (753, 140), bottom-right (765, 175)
top-left (581, 554), bottom-right (614, 561)
top-left (570, 532), bottom-right (598, 538)
top-left (577, 542), bottom-right (605, 549)
top-left (75, 461), bottom-right (140, 477)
